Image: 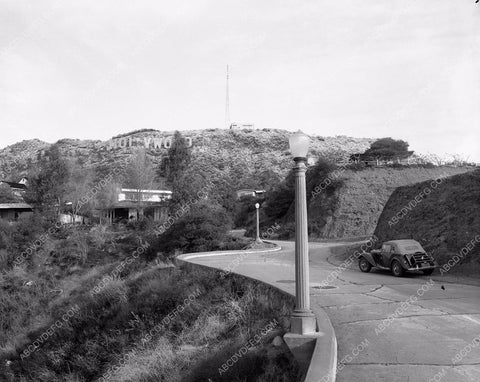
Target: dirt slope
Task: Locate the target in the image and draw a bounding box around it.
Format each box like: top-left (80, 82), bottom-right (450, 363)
top-left (319, 166), bottom-right (472, 238)
top-left (373, 169), bottom-right (480, 272)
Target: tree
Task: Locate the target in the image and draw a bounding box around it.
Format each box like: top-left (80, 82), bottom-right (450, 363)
top-left (123, 148), bottom-right (157, 219)
top-left (160, 131), bottom-right (194, 206)
top-left (164, 131), bottom-right (191, 184)
top-left (306, 158), bottom-right (340, 198)
top-left (363, 138), bottom-right (410, 160)
top-left (0, 184), bottom-right (18, 203)
top-left (26, 145), bottom-right (69, 218)
top-left (264, 169), bottom-right (295, 220)
top-left (64, 163), bottom-right (95, 221)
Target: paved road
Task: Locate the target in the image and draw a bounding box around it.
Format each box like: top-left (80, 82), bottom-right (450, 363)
top-left (183, 240), bottom-right (480, 382)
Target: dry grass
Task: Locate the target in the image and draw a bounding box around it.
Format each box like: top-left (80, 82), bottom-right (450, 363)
top-left (0, 222), bottom-right (299, 382)
top-left (103, 338), bottom-right (182, 382)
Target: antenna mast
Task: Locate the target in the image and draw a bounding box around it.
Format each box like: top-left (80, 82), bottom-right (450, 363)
top-left (225, 65), bottom-right (230, 129)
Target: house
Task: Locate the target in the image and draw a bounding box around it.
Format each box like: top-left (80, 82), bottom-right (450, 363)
top-left (0, 179), bottom-right (28, 197)
top-left (59, 213), bottom-right (90, 224)
top-left (0, 179), bottom-right (33, 220)
top-left (230, 123), bottom-right (255, 129)
top-left (0, 203), bottom-right (33, 220)
top-left (100, 187), bottom-right (172, 223)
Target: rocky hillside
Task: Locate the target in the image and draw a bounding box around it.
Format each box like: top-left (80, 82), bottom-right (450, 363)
top-left (0, 128), bottom-right (374, 181)
top-left (373, 169), bottom-right (480, 272)
top-left (318, 167), bottom-right (473, 239)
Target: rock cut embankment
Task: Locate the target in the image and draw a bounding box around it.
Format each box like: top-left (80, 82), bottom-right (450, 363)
top-left (373, 169), bottom-right (480, 271)
top-left (319, 166), bottom-right (473, 238)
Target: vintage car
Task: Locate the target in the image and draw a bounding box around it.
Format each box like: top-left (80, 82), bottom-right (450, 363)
top-left (358, 239), bottom-right (437, 277)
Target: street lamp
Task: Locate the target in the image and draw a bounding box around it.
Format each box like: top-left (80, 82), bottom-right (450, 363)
top-left (255, 202), bottom-right (261, 243)
top-left (288, 131), bottom-right (317, 335)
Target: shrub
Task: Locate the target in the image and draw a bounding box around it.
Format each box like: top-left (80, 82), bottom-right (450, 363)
top-left (91, 277), bottom-right (128, 306)
top-left (88, 225), bottom-right (111, 249)
top-left (346, 162), bottom-right (367, 171)
top-left (154, 201), bottom-right (232, 256)
top-left (275, 222), bottom-right (295, 240)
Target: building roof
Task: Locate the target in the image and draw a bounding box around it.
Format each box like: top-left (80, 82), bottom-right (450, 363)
top-left (99, 200), bottom-right (169, 210)
top-left (0, 203), bottom-right (33, 210)
top-left (0, 181), bottom-right (27, 190)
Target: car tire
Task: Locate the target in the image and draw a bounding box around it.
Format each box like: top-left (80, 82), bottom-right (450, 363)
top-left (391, 260), bottom-right (405, 277)
top-left (359, 257), bottom-right (372, 273)
top-left (422, 269), bottom-right (434, 276)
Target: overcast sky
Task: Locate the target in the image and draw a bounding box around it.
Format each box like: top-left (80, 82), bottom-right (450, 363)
top-left (1, 1), bottom-right (479, 161)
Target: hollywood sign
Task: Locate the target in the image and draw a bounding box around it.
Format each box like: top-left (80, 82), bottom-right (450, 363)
top-left (107, 135), bottom-right (193, 150)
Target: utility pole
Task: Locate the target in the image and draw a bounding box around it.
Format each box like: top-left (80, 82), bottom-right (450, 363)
top-left (225, 65), bottom-right (230, 129)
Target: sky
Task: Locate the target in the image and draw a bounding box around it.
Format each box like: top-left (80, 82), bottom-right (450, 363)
top-left (0, 0), bottom-right (479, 161)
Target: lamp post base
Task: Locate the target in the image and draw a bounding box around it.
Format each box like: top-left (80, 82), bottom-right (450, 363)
top-left (290, 310), bottom-right (317, 335)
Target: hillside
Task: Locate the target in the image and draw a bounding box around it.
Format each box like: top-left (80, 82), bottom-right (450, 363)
top-left (373, 169), bottom-right (480, 273)
top-left (2, 129), bottom-right (476, 240)
top-left (0, 221), bottom-right (299, 381)
top-left (316, 166), bottom-right (473, 239)
top-left (0, 129), bottom-right (374, 180)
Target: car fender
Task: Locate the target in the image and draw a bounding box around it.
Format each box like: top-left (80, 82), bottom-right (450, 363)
top-left (359, 252), bottom-right (376, 267)
top-left (390, 254), bottom-right (409, 269)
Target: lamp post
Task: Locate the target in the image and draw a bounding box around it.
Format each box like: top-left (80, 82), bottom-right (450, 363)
top-left (255, 202), bottom-right (261, 243)
top-left (288, 131), bottom-right (317, 335)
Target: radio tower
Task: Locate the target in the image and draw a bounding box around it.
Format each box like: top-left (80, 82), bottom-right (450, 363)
top-left (225, 64), bottom-right (230, 129)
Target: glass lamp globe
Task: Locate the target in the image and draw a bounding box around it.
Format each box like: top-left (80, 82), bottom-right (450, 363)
top-left (289, 131), bottom-right (309, 158)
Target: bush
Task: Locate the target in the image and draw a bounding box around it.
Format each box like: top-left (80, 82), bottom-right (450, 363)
top-left (363, 137), bottom-right (410, 159)
top-left (88, 225), bottom-right (111, 249)
top-left (346, 162), bottom-right (367, 171)
top-left (154, 201), bottom-right (232, 256)
top-left (263, 170), bottom-right (295, 221)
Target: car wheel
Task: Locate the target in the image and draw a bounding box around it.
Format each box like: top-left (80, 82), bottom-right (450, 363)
top-left (359, 257), bottom-right (372, 273)
top-left (422, 268), bottom-right (434, 276)
top-left (391, 260), bottom-right (405, 277)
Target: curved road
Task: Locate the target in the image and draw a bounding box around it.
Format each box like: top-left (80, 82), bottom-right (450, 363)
top-left (183, 240), bottom-right (480, 382)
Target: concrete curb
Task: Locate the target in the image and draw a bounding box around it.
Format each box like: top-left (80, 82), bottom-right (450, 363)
top-left (304, 307), bottom-right (337, 382)
top-left (177, 244), bottom-right (338, 382)
top-left (178, 243), bottom-right (282, 261)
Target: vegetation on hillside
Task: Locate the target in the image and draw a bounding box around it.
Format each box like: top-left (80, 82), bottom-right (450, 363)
top-left (363, 137), bottom-right (410, 159)
top-left (153, 200), bottom-right (245, 256)
top-left (239, 157), bottom-right (344, 239)
top-left (0, 217), bottom-right (298, 381)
